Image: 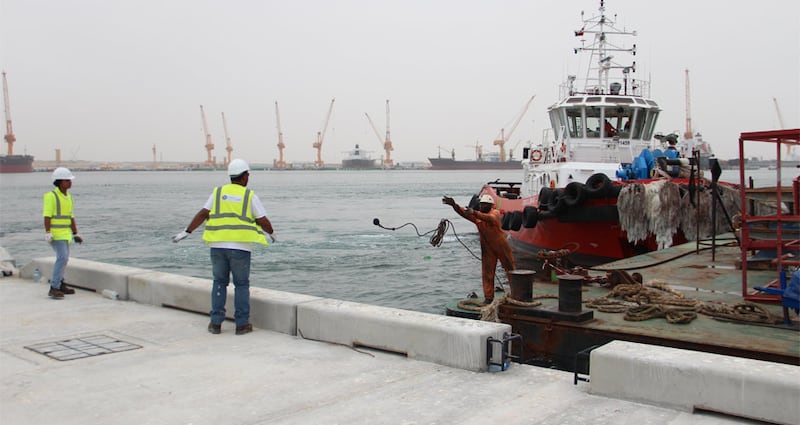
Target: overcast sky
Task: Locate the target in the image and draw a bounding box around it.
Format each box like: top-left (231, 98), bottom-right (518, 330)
top-left (1, 0), bottom-right (798, 165)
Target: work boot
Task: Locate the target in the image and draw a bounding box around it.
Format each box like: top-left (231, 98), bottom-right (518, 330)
top-left (235, 324), bottom-right (253, 335)
top-left (207, 322), bottom-right (221, 334)
top-left (59, 283), bottom-right (75, 295)
top-left (48, 287), bottom-right (65, 299)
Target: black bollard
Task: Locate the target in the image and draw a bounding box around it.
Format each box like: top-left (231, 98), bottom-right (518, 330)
top-left (558, 274), bottom-right (584, 312)
top-left (509, 270), bottom-right (536, 302)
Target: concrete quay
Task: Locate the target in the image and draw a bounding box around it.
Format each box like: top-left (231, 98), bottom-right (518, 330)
top-left (1, 254), bottom-right (798, 424)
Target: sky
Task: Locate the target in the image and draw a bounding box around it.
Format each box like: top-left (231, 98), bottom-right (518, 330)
top-left (1, 0), bottom-right (798, 165)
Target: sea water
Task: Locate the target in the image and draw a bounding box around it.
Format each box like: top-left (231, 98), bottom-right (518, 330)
top-left (0, 169), bottom-right (519, 314)
top-left (0, 167), bottom-right (788, 314)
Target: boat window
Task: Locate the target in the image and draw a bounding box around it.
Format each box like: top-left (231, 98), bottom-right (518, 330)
top-left (565, 107), bottom-right (585, 138)
top-left (604, 106), bottom-right (633, 138)
top-left (566, 97), bottom-right (584, 104)
top-left (631, 108), bottom-right (646, 139)
top-left (549, 110), bottom-right (563, 139)
top-left (643, 110), bottom-right (660, 139)
top-left (585, 107), bottom-right (601, 138)
top-left (605, 97), bottom-right (634, 104)
top-left (633, 98), bottom-right (645, 104)
top-left (645, 100), bottom-right (659, 106)
top-left (586, 96), bottom-right (602, 103)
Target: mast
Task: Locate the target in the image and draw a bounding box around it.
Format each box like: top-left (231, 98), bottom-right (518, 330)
top-left (275, 101), bottom-right (287, 168)
top-left (573, 0), bottom-right (638, 96)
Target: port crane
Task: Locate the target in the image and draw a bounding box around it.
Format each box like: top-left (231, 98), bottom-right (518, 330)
top-left (364, 99), bottom-right (394, 168)
top-left (313, 98), bottom-right (335, 167)
top-left (274, 101), bottom-right (287, 168)
top-left (493, 94), bottom-right (535, 161)
top-left (199, 105), bottom-right (215, 166)
top-left (2, 71), bottom-right (16, 155)
top-left (684, 69), bottom-right (693, 140)
top-left (221, 112), bottom-right (233, 166)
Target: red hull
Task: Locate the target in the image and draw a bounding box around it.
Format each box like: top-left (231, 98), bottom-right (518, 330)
top-left (483, 184), bottom-right (687, 267)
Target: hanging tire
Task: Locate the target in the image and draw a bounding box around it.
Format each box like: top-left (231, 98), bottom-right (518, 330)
top-left (585, 173), bottom-right (611, 198)
top-left (501, 212), bottom-right (512, 230)
top-left (522, 206), bottom-right (539, 228)
top-left (509, 211), bottom-right (523, 231)
top-left (538, 187), bottom-right (554, 210)
top-left (563, 182), bottom-right (587, 207)
top-left (548, 188), bottom-right (567, 213)
top-left (467, 194), bottom-right (480, 209)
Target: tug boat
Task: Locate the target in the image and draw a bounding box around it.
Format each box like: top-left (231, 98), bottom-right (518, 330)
top-left (473, 0), bottom-right (739, 268)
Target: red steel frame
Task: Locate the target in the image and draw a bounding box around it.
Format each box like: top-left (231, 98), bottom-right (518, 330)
top-left (739, 129), bottom-right (800, 301)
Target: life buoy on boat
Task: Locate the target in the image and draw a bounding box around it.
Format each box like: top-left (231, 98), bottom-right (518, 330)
top-left (560, 143), bottom-right (567, 153)
top-left (530, 149), bottom-right (542, 161)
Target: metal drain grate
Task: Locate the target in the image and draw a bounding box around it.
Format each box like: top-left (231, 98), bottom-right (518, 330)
top-left (26, 335), bottom-right (142, 361)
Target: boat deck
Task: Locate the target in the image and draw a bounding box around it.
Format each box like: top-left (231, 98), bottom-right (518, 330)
top-left (447, 238), bottom-right (800, 369)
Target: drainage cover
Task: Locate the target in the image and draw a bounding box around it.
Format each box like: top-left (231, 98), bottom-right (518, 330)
top-left (25, 335), bottom-right (142, 361)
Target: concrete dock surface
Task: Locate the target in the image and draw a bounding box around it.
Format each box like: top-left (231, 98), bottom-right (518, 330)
top-left (0, 275), bottom-right (773, 425)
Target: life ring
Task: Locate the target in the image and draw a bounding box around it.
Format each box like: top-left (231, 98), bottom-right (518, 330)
top-left (560, 143), bottom-right (567, 153)
top-left (530, 149), bottom-right (542, 161)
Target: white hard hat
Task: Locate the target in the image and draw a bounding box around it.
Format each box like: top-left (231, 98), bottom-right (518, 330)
top-left (52, 167), bottom-right (75, 183)
top-left (227, 159), bottom-right (250, 177)
top-left (479, 194), bottom-right (495, 204)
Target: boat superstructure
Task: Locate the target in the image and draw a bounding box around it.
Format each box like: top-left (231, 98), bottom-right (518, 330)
top-left (475, 0), bottom-right (738, 268)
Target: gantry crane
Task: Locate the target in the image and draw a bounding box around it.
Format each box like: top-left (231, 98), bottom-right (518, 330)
top-left (274, 101), bottom-right (287, 168)
top-left (313, 98), bottom-right (335, 167)
top-left (199, 105), bottom-right (215, 166)
top-left (2, 71), bottom-right (16, 155)
top-left (365, 99), bottom-right (394, 168)
top-left (492, 94), bottom-right (535, 161)
top-left (221, 112), bottom-right (233, 166)
top-left (684, 69), bottom-right (693, 140)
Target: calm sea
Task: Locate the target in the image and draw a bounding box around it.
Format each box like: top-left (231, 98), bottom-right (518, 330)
top-left (0, 167), bottom-right (788, 314)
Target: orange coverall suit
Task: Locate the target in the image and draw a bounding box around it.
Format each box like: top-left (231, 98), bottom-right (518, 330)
top-left (465, 208), bottom-right (516, 300)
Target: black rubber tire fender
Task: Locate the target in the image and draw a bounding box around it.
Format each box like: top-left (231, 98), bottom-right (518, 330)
top-left (509, 211), bottom-right (524, 231)
top-left (501, 212), bottom-right (512, 230)
top-left (538, 187), bottom-right (554, 210)
top-left (563, 182), bottom-right (587, 207)
top-left (522, 206), bottom-right (539, 228)
top-left (548, 188), bottom-right (567, 213)
top-left (585, 173), bottom-right (612, 198)
top-left (467, 194), bottom-right (480, 209)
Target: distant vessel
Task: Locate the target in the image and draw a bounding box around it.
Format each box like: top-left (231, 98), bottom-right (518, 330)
top-left (0, 154), bottom-right (34, 173)
top-left (2, 71), bottom-right (33, 173)
top-left (341, 144), bottom-right (379, 169)
top-left (428, 154), bottom-right (521, 170)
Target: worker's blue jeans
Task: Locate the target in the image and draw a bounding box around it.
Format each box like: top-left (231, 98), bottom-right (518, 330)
top-left (209, 248), bottom-right (251, 327)
top-left (50, 240), bottom-right (69, 289)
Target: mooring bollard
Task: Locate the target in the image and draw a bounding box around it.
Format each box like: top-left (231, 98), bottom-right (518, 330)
top-left (509, 269), bottom-right (536, 302)
top-left (557, 274), bottom-right (584, 312)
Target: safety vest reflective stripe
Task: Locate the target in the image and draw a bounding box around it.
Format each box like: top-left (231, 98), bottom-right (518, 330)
top-left (50, 191), bottom-right (72, 225)
top-left (202, 185), bottom-right (267, 245)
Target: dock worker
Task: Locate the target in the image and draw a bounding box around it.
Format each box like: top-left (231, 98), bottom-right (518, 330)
top-left (172, 159), bottom-right (276, 335)
top-left (442, 194), bottom-right (515, 304)
top-left (42, 167), bottom-right (82, 299)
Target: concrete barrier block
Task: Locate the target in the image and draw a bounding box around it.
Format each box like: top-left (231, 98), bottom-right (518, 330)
top-left (128, 271), bottom-right (212, 314)
top-left (22, 257), bottom-right (148, 299)
top-left (590, 340), bottom-right (800, 425)
top-left (249, 288), bottom-right (320, 336)
top-left (297, 298), bottom-right (512, 371)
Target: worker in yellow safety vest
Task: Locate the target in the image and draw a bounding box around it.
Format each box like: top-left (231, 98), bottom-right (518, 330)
top-left (172, 159), bottom-right (276, 335)
top-left (42, 167), bottom-right (83, 299)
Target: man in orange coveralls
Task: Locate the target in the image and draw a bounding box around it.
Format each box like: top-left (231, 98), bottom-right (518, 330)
top-left (443, 194), bottom-right (515, 304)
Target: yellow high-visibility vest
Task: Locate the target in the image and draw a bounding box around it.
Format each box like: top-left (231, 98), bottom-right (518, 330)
top-left (42, 189), bottom-right (74, 241)
top-left (202, 184), bottom-right (267, 246)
